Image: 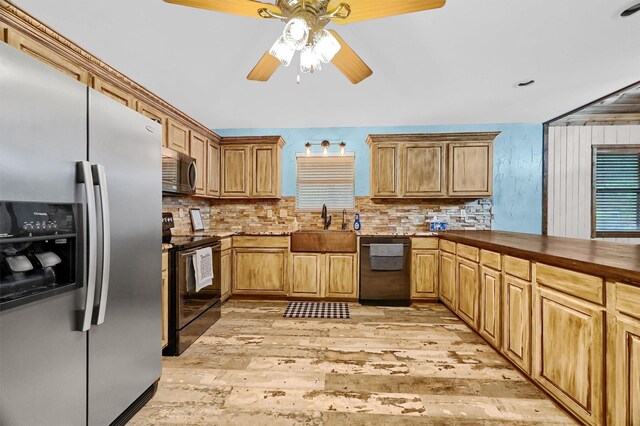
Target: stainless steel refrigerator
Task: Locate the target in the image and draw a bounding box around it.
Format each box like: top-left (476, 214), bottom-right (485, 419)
top-left (0, 42), bottom-right (162, 425)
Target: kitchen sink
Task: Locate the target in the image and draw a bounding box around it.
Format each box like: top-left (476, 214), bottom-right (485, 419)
top-left (290, 230), bottom-right (358, 253)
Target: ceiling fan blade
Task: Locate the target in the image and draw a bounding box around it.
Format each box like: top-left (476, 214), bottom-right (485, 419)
top-left (247, 52), bottom-right (281, 82)
top-left (328, 0), bottom-right (445, 24)
top-left (328, 30), bottom-right (372, 84)
top-left (164, 0), bottom-right (282, 19)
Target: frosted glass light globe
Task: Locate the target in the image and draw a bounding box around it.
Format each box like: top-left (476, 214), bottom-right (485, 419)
top-left (283, 18), bottom-right (310, 50)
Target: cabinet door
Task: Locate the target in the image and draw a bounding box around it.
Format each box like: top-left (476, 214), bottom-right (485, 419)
top-left (325, 254), bottom-right (358, 298)
top-left (167, 118), bottom-right (189, 154)
top-left (190, 131), bottom-right (207, 196)
top-left (411, 249), bottom-right (439, 299)
top-left (290, 253), bottom-right (322, 297)
top-left (614, 316), bottom-right (640, 426)
top-left (1, 22), bottom-right (8, 42)
top-left (448, 142), bottom-right (492, 197)
top-left (457, 257), bottom-right (480, 330)
top-left (503, 275), bottom-right (531, 373)
top-left (371, 144), bottom-right (400, 197)
top-left (403, 143), bottom-right (446, 197)
top-left (7, 30), bottom-right (90, 83)
top-left (91, 76), bottom-right (135, 109)
top-left (136, 101), bottom-right (167, 147)
top-left (233, 249), bottom-right (287, 295)
top-left (220, 249), bottom-right (231, 302)
top-left (161, 253), bottom-right (169, 349)
top-left (480, 266), bottom-right (501, 348)
top-left (439, 251), bottom-right (456, 310)
top-left (252, 144), bottom-right (278, 198)
top-left (221, 145), bottom-right (251, 197)
top-left (207, 139), bottom-right (220, 197)
top-left (533, 287), bottom-right (604, 425)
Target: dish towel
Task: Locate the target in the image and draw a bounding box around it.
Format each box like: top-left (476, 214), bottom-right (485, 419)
top-left (193, 247), bottom-right (213, 292)
top-left (370, 243), bottom-right (404, 271)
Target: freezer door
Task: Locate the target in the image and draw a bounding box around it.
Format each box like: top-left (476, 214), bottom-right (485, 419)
top-left (0, 44), bottom-right (88, 424)
top-left (87, 89), bottom-right (162, 425)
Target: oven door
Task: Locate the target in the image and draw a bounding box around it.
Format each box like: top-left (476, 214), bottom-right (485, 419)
top-left (176, 246), bottom-right (220, 329)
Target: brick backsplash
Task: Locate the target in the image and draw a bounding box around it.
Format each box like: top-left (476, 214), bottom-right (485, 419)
top-left (203, 197), bottom-right (492, 234)
top-left (162, 196), bottom-right (213, 235)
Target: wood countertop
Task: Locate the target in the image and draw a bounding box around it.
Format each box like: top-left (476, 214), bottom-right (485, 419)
top-left (440, 231), bottom-right (640, 286)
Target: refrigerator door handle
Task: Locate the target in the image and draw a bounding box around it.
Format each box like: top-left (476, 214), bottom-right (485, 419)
top-left (77, 161), bottom-right (97, 332)
top-left (92, 163), bottom-right (111, 325)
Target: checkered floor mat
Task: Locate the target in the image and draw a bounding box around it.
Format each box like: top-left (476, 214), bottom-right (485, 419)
top-left (283, 302), bottom-right (350, 319)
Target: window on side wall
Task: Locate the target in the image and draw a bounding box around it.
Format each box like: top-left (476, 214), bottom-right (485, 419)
top-left (592, 145), bottom-right (640, 238)
top-left (296, 154), bottom-right (355, 211)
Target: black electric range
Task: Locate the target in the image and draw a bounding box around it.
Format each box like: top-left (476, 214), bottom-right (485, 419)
top-left (164, 234), bottom-right (221, 250)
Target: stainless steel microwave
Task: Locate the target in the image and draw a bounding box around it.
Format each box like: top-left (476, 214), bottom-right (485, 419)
top-left (162, 147), bottom-right (197, 195)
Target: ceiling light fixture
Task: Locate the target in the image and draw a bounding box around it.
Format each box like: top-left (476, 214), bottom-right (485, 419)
top-left (305, 142), bottom-right (311, 156)
top-left (339, 142), bottom-right (346, 156)
top-left (321, 140), bottom-right (330, 156)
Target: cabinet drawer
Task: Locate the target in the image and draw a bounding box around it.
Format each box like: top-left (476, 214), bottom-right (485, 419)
top-left (233, 236), bottom-right (289, 249)
top-left (457, 243), bottom-right (479, 262)
top-left (411, 238), bottom-right (438, 250)
top-left (615, 282), bottom-right (640, 320)
top-left (480, 249), bottom-right (501, 271)
top-left (504, 256), bottom-right (531, 281)
top-left (536, 263), bottom-right (604, 306)
top-left (439, 239), bottom-right (456, 254)
top-left (219, 238), bottom-right (232, 251)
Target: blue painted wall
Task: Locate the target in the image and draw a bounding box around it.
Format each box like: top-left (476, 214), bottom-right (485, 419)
top-left (215, 124), bottom-right (543, 234)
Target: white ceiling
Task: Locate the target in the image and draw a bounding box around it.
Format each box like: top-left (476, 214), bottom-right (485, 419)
top-left (11, 0), bottom-right (640, 129)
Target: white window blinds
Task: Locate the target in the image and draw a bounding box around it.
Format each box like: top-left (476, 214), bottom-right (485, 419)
top-left (593, 146), bottom-right (640, 237)
top-left (296, 155), bottom-right (355, 210)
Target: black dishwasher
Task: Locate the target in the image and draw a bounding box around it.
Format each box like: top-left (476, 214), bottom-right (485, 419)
top-left (359, 237), bottom-right (411, 306)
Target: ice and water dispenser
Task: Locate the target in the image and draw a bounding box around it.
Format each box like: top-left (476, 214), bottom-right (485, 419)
top-left (0, 202), bottom-right (80, 310)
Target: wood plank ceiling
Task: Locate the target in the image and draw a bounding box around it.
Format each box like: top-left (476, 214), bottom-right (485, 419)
top-left (551, 81), bottom-right (640, 126)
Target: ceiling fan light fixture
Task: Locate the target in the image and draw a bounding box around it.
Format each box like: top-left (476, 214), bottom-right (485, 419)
top-left (300, 45), bottom-right (321, 73)
top-left (314, 29), bottom-right (342, 63)
top-left (283, 17), bottom-right (310, 50)
top-left (270, 36), bottom-right (296, 66)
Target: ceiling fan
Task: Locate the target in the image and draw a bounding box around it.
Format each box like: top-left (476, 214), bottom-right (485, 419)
top-left (164, 0), bottom-right (446, 84)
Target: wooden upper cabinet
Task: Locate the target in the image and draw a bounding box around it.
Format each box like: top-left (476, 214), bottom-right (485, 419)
top-left (368, 133), bottom-right (499, 199)
top-left (167, 119), bottom-right (189, 154)
top-left (253, 144), bottom-right (278, 198)
top-left (220, 136), bottom-right (284, 199)
top-left (1, 22), bottom-right (8, 42)
top-left (448, 142), bottom-right (493, 197)
top-left (136, 101), bottom-right (167, 146)
top-left (221, 144), bottom-right (251, 197)
top-left (533, 286), bottom-right (604, 425)
top-left (403, 143), bottom-right (446, 197)
top-left (92, 76), bottom-right (135, 109)
top-left (6, 30), bottom-right (89, 84)
top-left (190, 131), bottom-right (207, 196)
top-left (206, 139), bottom-right (220, 198)
top-left (371, 143), bottom-right (400, 197)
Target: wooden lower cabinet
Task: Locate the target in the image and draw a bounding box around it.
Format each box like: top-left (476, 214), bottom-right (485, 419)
top-left (161, 252), bottom-right (169, 350)
top-left (439, 251), bottom-right (456, 310)
top-left (612, 315), bottom-right (640, 425)
top-left (411, 249), bottom-right (439, 299)
top-left (220, 248), bottom-right (231, 302)
top-left (290, 253), bottom-right (323, 298)
top-left (325, 254), bottom-right (358, 299)
top-left (456, 257), bottom-right (480, 330)
top-left (479, 266), bottom-right (501, 348)
top-left (502, 275), bottom-right (531, 373)
top-left (232, 248), bottom-right (288, 296)
top-left (532, 286), bottom-right (604, 425)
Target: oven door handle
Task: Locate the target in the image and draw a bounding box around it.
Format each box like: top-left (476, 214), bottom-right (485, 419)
top-left (92, 164), bottom-right (111, 326)
top-left (77, 161), bottom-right (97, 332)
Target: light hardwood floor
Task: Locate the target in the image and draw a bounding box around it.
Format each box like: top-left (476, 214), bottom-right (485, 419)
top-left (131, 301), bottom-right (575, 425)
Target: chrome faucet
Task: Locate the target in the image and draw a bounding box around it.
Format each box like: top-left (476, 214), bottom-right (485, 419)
top-left (321, 204), bottom-right (332, 230)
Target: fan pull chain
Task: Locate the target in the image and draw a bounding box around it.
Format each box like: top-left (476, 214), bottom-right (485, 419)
top-left (297, 73), bottom-right (301, 84)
